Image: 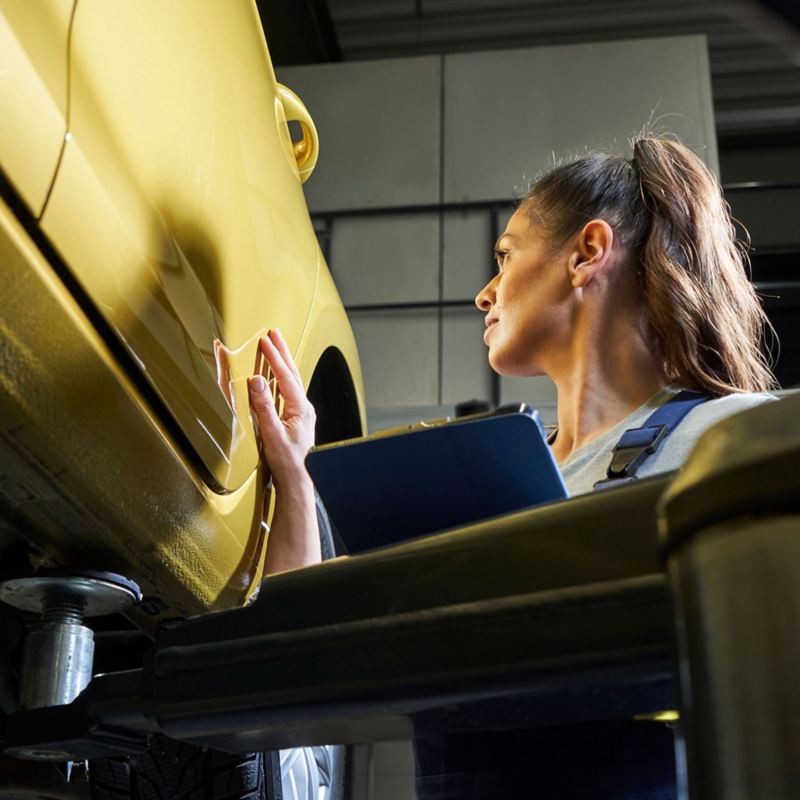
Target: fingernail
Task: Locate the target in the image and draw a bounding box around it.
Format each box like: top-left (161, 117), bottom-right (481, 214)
top-left (248, 375), bottom-right (266, 392)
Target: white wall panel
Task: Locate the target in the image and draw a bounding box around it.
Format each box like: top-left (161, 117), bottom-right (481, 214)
top-left (444, 35), bottom-right (718, 203)
top-left (442, 309), bottom-right (492, 405)
top-left (350, 309), bottom-right (439, 408)
top-left (278, 56), bottom-right (441, 212)
top-left (347, 740), bottom-right (416, 800)
top-left (330, 214), bottom-right (441, 305)
top-left (442, 209), bottom-right (495, 301)
top-left (369, 740), bottom-right (416, 800)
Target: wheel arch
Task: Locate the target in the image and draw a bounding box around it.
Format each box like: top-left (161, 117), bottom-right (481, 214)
top-left (307, 346), bottom-right (364, 445)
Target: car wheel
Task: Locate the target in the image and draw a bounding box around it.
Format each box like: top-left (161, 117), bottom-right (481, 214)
top-left (90, 736), bottom-right (281, 800)
top-left (279, 744), bottom-right (346, 800)
top-left (90, 494), bottom-right (347, 800)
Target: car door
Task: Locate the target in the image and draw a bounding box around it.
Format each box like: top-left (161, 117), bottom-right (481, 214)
top-left (39, 0), bottom-right (320, 493)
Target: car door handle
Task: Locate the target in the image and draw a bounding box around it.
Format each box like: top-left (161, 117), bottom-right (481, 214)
top-left (277, 83), bottom-right (319, 183)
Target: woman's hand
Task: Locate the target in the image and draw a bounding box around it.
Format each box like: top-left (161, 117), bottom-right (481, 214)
top-left (248, 329), bottom-right (320, 573)
top-left (247, 328), bottom-right (316, 490)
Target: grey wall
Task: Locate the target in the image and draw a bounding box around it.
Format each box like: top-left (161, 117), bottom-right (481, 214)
top-left (279, 35), bottom-right (718, 431)
top-left (442, 37), bottom-right (718, 202)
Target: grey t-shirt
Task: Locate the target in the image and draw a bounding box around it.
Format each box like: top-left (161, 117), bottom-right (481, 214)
top-left (559, 386), bottom-right (777, 496)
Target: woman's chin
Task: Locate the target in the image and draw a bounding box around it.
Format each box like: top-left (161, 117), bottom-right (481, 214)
top-left (487, 349), bottom-right (514, 376)
top-left (488, 349), bottom-right (543, 378)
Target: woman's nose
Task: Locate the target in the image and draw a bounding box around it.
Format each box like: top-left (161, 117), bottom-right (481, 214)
top-left (475, 278), bottom-right (495, 312)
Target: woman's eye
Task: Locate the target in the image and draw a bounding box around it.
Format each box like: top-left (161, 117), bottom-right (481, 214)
top-left (494, 250), bottom-right (509, 268)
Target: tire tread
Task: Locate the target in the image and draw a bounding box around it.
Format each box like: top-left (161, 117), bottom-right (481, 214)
top-left (90, 736), bottom-right (267, 800)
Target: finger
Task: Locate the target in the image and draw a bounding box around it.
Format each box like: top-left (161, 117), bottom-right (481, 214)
top-left (248, 375), bottom-right (285, 446)
top-left (269, 328), bottom-right (303, 387)
top-left (269, 378), bottom-right (283, 418)
top-left (259, 335), bottom-right (306, 410)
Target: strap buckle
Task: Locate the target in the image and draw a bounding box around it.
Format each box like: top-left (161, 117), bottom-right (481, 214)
top-left (607, 423), bottom-right (669, 479)
top-left (595, 390), bottom-right (711, 490)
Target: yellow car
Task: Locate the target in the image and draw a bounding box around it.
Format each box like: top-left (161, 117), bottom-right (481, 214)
top-left (0, 0), bottom-right (365, 613)
top-left (0, 0), bottom-right (364, 796)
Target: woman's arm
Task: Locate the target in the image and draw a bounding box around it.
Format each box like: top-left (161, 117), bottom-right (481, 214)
top-left (247, 329), bottom-right (321, 574)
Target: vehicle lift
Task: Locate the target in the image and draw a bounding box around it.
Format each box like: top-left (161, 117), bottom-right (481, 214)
top-left (1, 395), bottom-right (798, 799)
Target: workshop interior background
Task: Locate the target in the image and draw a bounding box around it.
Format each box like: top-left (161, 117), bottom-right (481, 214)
top-left (263, 0), bottom-right (800, 795)
top-left (266, 0), bottom-right (800, 433)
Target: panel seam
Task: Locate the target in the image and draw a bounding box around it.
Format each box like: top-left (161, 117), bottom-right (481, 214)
top-left (38, 0), bottom-right (78, 221)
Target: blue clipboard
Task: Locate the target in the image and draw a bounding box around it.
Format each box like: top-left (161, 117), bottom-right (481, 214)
top-left (305, 404), bottom-right (568, 554)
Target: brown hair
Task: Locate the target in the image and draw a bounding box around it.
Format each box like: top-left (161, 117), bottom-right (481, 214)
top-left (523, 135), bottom-right (777, 395)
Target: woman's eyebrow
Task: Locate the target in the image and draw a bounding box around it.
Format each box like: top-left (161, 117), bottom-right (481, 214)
top-left (493, 234), bottom-right (515, 251)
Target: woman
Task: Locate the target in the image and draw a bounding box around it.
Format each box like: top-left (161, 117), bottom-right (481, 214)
top-left (248, 135), bottom-right (777, 797)
top-left (476, 135), bottom-right (776, 495)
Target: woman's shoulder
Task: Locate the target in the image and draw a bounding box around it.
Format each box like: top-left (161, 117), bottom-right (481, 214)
top-left (642, 390), bottom-right (778, 477)
top-left (690, 390), bottom-right (778, 422)
top-left (676, 390), bottom-right (778, 443)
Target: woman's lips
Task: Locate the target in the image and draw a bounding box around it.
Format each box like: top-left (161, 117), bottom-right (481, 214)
top-left (483, 318), bottom-right (498, 343)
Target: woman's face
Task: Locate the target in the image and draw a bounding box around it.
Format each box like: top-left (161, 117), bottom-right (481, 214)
top-left (475, 207), bottom-right (575, 377)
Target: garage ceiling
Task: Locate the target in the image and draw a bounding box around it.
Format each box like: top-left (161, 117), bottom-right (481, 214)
top-left (320, 0), bottom-right (800, 140)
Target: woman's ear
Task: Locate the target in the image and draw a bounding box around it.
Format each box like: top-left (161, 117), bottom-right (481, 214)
top-left (569, 219), bottom-right (614, 289)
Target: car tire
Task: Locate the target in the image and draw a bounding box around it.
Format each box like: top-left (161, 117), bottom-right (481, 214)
top-left (89, 493), bottom-right (347, 800)
top-left (90, 736), bottom-right (281, 800)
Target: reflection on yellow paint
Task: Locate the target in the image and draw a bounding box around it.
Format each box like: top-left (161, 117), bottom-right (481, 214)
top-left (635, 710), bottom-right (680, 722)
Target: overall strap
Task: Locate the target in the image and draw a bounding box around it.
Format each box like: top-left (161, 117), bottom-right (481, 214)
top-left (594, 389), bottom-right (710, 489)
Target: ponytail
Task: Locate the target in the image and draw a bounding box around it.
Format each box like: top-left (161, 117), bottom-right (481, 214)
top-left (524, 135), bottom-right (777, 395)
top-left (631, 137), bottom-right (775, 394)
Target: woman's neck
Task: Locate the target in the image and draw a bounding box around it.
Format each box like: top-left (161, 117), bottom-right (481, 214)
top-left (547, 309), bottom-right (670, 464)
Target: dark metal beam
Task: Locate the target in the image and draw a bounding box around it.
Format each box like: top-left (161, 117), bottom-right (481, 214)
top-left (256, 0), bottom-right (342, 66)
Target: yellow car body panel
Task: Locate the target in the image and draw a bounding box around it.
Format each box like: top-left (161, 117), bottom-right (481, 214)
top-left (0, 0), bottom-right (73, 217)
top-left (41, 0), bottom-right (323, 492)
top-left (0, 2), bottom-right (365, 616)
top-left (0, 199), bottom-right (265, 616)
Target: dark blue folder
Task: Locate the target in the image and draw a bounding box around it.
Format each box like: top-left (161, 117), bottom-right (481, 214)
top-left (305, 405), bottom-right (568, 555)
